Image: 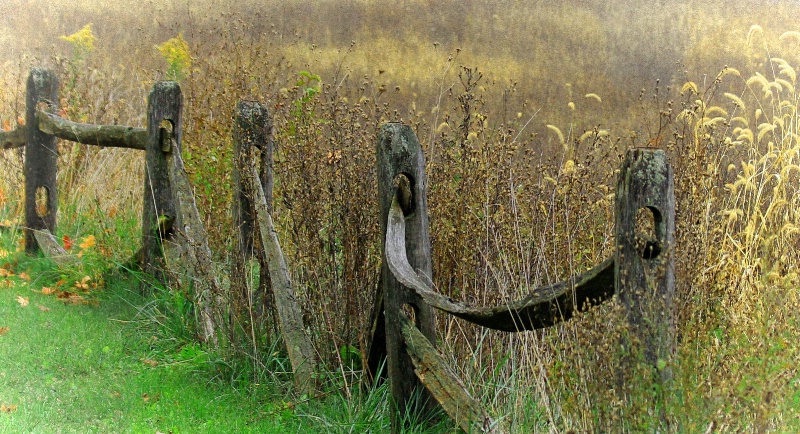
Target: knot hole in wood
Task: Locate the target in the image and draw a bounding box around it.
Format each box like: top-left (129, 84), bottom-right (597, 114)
top-left (635, 206), bottom-right (663, 260)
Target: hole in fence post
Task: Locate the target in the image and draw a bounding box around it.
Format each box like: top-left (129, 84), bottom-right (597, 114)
top-left (35, 186), bottom-right (49, 217)
top-left (160, 119), bottom-right (175, 152)
top-left (393, 173), bottom-right (414, 216)
top-left (635, 206), bottom-right (662, 260)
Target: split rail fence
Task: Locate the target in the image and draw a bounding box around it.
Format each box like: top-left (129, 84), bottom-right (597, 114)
top-left (1, 68), bottom-right (676, 432)
top-left (0, 67), bottom-right (315, 394)
top-left (367, 124), bottom-right (675, 433)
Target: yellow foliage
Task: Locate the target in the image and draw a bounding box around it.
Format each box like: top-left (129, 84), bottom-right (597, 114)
top-left (156, 33), bottom-right (192, 81)
top-left (78, 235), bottom-right (96, 250)
top-left (60, 24), bottom-right (95, 54)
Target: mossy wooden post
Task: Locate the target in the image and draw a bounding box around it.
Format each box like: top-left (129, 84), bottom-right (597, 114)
top-left (377, 123), bottom-right (437, 433)
top-left (232, 101), bottom-right (273, 318)
top-left (142, 82), bottom-right (182, 281)
top-left (24, 68), bottom-right (58, 254)
top-left (615, 148), bottom-right (676, 381)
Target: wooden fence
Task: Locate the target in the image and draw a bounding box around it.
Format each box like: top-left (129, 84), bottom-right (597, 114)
top-left (0, 67), bottom-right (316, 394)
top-left (368, 124), bottom-right (675, 433)
top-left (2, 68), bottom-right (676, 432)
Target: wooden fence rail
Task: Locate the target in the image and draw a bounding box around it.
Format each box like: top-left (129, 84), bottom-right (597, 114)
top-left (370, 123), bottom-right (675, 433)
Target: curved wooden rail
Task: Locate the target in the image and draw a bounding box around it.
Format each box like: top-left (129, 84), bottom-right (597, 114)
top-left (385, 193), bottom-right (615, 332)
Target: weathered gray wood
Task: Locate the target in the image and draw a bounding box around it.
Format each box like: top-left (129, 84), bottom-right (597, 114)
top-left (162, 134), bottom-right (221, 346)
top-left (377, 123), bottom-right (437, 432)
top-left (32, 229), bottom-right (77, 268)
top-left (386, 191), bottom-right (615, 331)
top-left (232, 100), bottom-right (273, 258)
top-left (242, 154), bottom-right (316, 396)
top-left (142, 82), bottom-right (182, 281)
top-left (231, 101), bottom-right (274, 321)
top-left (36, 109), bottom-right (147, 150)
top-left (0, 126), bottom-right (25, 149)
top-left (400, 313), bottom-right (506, 434)
top-left (615, 148), bottom-right (675, 379)
top-left (24, 68), bottom-right (59, 254)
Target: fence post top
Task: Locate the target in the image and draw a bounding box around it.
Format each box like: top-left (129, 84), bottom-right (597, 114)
top-left (624, 148), bottom-right (668, 166)
top-left (28, 67), bottom-right (55, 79)
top-left (620, 148), bottom-right (673, 196)
top-left (27, 69), bottom-right (57, 92)
top-left (378, 123), bottom-right (420, 156)
top-left (235, 100), bottom-right (271, 121)
top-left (150, 81), bottom-right (182, 95)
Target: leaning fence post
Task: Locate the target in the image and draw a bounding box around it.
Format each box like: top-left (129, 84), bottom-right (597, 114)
top-left (231, 101), bottom-right (274, 320)
top-left (377, 123), bottom-right (437, 432)
top-left (142, 82), bottom-right (182, 281)
top-left (615, 148), bottom-right (676, 382)
top-left (24, 68), bottom-right (59, 254)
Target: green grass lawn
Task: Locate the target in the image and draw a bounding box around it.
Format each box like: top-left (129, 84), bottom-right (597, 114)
top-left (0, 263), bottom-right (300, 433)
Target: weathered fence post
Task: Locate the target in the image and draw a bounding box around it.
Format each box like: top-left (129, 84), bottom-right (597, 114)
top-left (615, 148), bottom-right (675, 381)
top-left (377, 123), bottom-right (437, 432)
top-left (24, 68), bottom-right (58, 254)
top-left (231, 101), bottom-right (273, 320)
top-left (142, 82), bottom-right (182, 281)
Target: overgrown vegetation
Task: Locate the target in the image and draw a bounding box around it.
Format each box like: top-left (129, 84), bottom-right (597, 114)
top-left (1, 0), bottom-right (799, 431)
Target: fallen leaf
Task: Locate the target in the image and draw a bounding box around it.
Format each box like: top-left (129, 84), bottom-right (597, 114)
top-left (16, 296), bottom-right (29, 307)
top-left (142, 392), bottom-right (160, 403)
top-left (75, 275), bottom-right (92, 290)
top-left (62, 235), bottom-right (73, 250)
top-left (0, 327), bottom-right (8, 335)
top-left (41, 287), bottom-right (56, 295)
top-left (78, 235), bottom-right (96, 250)
top-left (0, 403), bottom-right (17, 413)
top-left (141, 358), bottom-right (158, 367)
top-left (37, 304), bottom-right (50, 312)
top-left (0, 268), bottom-right (14, 277)
top-left (58, 291), bottom-right (86, 305)
top-left (18, 272), bottom-right (30, 281)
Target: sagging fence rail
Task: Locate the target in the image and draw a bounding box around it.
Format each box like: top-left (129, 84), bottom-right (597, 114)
top-left (1, 67), bottom-right (676, 432)
top-left (367, 124), bottom-right (675, 433)
top-left (0, 67), bottom-right (316, 394)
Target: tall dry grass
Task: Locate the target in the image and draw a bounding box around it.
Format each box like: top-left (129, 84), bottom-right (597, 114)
top-left (1, 0), bottom-right (799, 431)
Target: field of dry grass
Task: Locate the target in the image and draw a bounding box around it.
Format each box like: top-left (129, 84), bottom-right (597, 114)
top-left (2, 0), bottom-right (800, 431)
